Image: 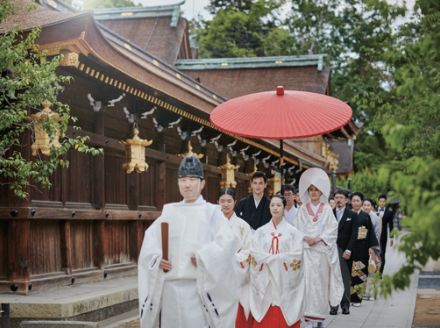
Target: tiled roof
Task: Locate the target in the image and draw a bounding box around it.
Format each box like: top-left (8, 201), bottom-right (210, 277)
top-left (95, 3), bottom-right (186, 65)
top-left (176, 64), bottom-right (330, 99)
top-left (0, 0), bottom-right (84, 33)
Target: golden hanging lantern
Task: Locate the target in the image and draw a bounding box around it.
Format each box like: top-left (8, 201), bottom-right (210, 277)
top-left (30, 100), bottom-right (61, 156)
top-left (322, 143), bottom-right (339, 171)
top-left (219, 153), bottom-right (239, 188)
top-left (268, 170), bottom-right (282, 197)
top-left (121, 127), bottom-right (153, 173)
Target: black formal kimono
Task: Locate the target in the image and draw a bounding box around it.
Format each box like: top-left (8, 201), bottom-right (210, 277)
top-left (333, 207), bottom-right (358, 311)
top-left (350, 210), bottom-right (379, 304)
top-left (234, 194), bottom-right (271, 230)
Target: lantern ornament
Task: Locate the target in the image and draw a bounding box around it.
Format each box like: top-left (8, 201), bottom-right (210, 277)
top-left (268, 170), bottom-right (282, 197)
top-left (30, 100), bottom-right (61, 156)
top-left (121, 127), bottom-right (153, 173)
top-left (322, 143), bottom-right (339, 171)
top-left (178, 140), bottom-right (204, 159)
top-left (219, 153), bottom-right (239, 188)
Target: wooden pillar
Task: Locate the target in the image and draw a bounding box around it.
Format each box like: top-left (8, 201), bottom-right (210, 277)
top-left (127, 173), bottom-right (139, 211)
top-left (8, 220), bottom-right (30, 294)
top-left (155, 161), bottom-right (166, 210)
top-left (130, 221), bottom-right (145, 262)
top-left (92, 111), bottom-right (105, 209)
top-left (60, 221), bottom-right (72, 274)
top-left (93, 220), bottom-right (106, 269)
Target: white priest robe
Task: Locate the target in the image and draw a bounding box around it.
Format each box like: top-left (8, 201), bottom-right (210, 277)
top-left (227, 212), bottom-right (253, 319)
top-left (138, 196), bottom-right (240, 328)
top-left (293, 203), bottom-right (344, 320)
top-left (249, 218), bottom-right (305, 325)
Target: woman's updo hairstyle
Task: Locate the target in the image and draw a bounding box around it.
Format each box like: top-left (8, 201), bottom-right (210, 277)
top-left (271, 193), bottom-right (287, 207)
top-left (219, 188), bottom-right (236, 199)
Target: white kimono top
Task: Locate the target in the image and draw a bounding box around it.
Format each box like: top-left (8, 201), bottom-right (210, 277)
top-left (249, 218), bottom-right (305, 325)
top-left (227, 212), bottom-right (252, 318)
top-left (138, 196), bottom-right (240, 328)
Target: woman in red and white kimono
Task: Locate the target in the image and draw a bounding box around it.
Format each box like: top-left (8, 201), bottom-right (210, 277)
top-left (249, 194), bottom-right (305, 328)
top-left (218, 188), bottom-right (253, 328)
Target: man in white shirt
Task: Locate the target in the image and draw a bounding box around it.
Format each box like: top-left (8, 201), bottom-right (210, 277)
top-left (283, 184), bottom-right (299, 225)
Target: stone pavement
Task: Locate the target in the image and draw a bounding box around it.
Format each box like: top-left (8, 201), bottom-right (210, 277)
top-left (320, 239), bottom-right (418, 328)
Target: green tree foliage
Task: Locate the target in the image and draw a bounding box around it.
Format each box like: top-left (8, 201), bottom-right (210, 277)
top-left (0, 0), bottom-right (101, 198)
top-left (373, 0), bottom-right (440, 294)
top-left (196, 0), bottom-right (294, 58)
top-left (207, 0), bottom-right (254, 13)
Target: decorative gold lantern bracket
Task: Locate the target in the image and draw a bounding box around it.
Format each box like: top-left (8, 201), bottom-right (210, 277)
top-left (30, 100), bottom-right (61, 156)
top-left (121, 127), bottom-right (153, 173)
top-left (268, 170), bottom-right (282, 196)
top-left (219, 153), bottom-right (239, 188)
top-left (322, 143), bottom-right (339, 171)
top-left (178, 140), bottom-right (204, 159)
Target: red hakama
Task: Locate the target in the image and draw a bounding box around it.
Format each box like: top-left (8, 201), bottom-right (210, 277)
top-left (252, 306), bottom-right (300, 328)
top-left (236, 303), bottom-right (255, 328)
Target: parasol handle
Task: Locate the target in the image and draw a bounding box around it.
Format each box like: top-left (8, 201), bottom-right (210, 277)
top-left (161, 222), bottom-right (169, 272)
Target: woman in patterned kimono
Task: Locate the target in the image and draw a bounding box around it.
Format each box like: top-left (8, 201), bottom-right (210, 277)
top-left (349, 192), bottom-right (380, 306)
top-left (249, 194), bottom-right (305, 328)
top-left (218, 188), bottom-right (253, 328)
top-left (293, 168), bottom-right (344, 328)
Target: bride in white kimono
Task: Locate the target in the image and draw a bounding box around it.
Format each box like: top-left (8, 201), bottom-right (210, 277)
top-left (249, 194), bottom-right (305, 328)
top-left (293, 168), bottom-right (344, 328)
top-left (138, 156), bottom-right (240, 328)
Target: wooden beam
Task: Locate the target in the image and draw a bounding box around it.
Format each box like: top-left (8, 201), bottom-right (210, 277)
top-left (0, 206), bottom-right (160, 221)
top-left (92, 112), bottom-right (105, 209)
top-left (155, 161), bottom-right (166, 210)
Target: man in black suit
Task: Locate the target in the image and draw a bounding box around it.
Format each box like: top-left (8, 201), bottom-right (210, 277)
top-left (377, 193), bottom-right (394, 274)
top-left (330, 189), bottom-right (357, 315)
top-left (234, 171), bottom-right (271, 230)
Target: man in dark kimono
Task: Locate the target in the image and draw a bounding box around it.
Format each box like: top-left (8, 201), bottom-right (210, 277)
top-left (349, 192), bottom-right (380, 306)
top-left (330, 189), bottom-right (357, 315)
top-left (377, 193), bottom-right (394, 274)
top-left (234, 171), bottom-right (271, 230)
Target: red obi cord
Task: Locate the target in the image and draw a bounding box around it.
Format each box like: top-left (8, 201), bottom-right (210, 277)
top-left (306, 202), bottom-right (324, 222)
top-left (269, 220), bottom-right (282, 255)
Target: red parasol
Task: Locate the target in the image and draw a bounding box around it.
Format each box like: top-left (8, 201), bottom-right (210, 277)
top-left (210, 86), bottom-right (352, 167)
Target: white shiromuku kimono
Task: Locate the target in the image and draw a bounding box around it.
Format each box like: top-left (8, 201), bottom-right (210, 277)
top-left (249, 218), bottom-right (305, 325)
top-left (138, 196), bottom-right (240, 328)
top-left (294, 203), bottom-right (344, 320)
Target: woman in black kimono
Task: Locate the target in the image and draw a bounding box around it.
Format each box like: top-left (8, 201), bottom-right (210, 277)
top-left (349, 192), bottom-right (380, 306)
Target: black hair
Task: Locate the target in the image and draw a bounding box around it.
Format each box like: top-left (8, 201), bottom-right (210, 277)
top-left (363, 198), bottom-right (376, 207)
top-left (219, 188), bottom-right (236, 199)
top-left (271, 193), bottom-right (287, 207)
top-left (334, 189), bottom-right (349, 198)
top-left (378, 193), bottom-right (387, 200)
top-left (282, 184), bottom-right (296, 194)
top-left (350, 191), bottom-right (364, 201)
top-left (251, 171), bottom-right (268, 183)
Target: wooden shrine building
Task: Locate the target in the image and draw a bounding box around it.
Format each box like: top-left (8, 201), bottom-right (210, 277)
top-left (0, 0), bottom-right (358, 294)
